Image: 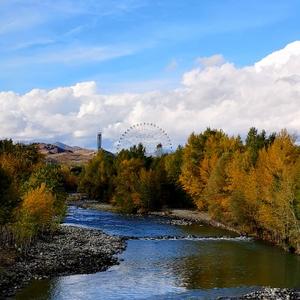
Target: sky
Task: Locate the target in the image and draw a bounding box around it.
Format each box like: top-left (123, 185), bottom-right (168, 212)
top-left (1, 0), bottom-right (300, 150)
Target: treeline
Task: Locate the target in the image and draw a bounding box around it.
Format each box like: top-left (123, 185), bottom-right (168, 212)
top-left (78, 145), bottom-right (193, 213)
top-left (2, 126), bottom-right (299, 253)
top-left (79, 128), bottom-right (300, 253)
top-left (180, 128), bottom-right (300, 253)
top-left (0, 140), bottom-right (75, 249)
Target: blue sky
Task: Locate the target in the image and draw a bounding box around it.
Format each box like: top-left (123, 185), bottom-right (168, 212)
top-left (1, 0), bottom-right (300, 93)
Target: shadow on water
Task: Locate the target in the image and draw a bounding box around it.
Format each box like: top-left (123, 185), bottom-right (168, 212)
top-left (15, 206), bottom-right (300, 300)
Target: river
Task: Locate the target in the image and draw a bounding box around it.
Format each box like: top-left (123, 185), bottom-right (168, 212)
top-left (15, 206), bottom-right (300, 299)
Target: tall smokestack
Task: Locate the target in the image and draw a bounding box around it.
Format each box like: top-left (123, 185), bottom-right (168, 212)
top-left (97, 132), bottom-right (102, 151)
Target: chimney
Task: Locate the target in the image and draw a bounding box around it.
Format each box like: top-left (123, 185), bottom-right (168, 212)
top-left (97, 132), bottom-right (102, 150)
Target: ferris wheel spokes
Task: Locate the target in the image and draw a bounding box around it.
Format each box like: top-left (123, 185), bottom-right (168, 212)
top-left (116, 123), bottom-right (173, 156)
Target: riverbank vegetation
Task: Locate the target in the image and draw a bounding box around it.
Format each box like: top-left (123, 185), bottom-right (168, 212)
top-left (0, 140), bottom-right (70, 249)
top-left (79, 128), bottom-right (300, 253)
top-left (0, 140), bottom-right (124, 298)
top-left (180, 128), bottom-right (300, 253)
top-left (1, 127), bottom-right (300, 254)
top-left (78, 144), bottom-right (193, 213)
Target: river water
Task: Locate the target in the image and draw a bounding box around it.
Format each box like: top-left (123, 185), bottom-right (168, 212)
top-left (16, 206), bottom-right (300, 299)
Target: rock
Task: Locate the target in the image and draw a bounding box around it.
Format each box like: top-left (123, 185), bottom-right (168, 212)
top-left (158, 218), bottom-right (194, 226)
top-left (218, 287), bottom-right (300, 300)
top-left (0, 225), bottom-right (126, 298)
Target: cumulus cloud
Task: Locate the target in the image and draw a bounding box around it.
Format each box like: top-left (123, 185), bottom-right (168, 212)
top-left (196, 54), bottom-right (225, 67)
top-left (1, 41), bottom-right (300, 150)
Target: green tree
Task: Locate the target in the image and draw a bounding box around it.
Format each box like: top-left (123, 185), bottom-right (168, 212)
top-left (138, 168), bottom-right (160, 212)
top-left (0, 167), bottom-right (19, 225)
top-left (79, 150), bottom-right (115, 201)
top-left (245, 127), bottom-right (276, 165)
top-left (24, 164), bottom-right (66, 217)
top-left (165, 146), bottom-right (183, 184)
top-left (113, 158), bottom-right (144, 213)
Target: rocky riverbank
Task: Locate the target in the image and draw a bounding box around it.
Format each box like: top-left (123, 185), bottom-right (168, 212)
top-left (68, 199), bottom-right (118, 212)
top-left (0, 225), bottom-right (126, 299)
top-left (150, 209), bottom-right (243, 234)
top-left (222, 287), bottom-right (300, 299)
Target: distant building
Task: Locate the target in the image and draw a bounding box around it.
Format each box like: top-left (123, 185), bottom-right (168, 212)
top-left (155, 143), bottom-right (163, 157)
top-left (97, 132), bottom-right (102, 150)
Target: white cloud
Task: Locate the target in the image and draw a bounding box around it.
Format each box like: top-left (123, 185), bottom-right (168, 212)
top-left (3, 45), bottom-right (138, 66)
top-left (1, 41), bottom-right (300, 150)
top-left (255, 41), bottom-right (300, 72)
top-left (196, 54), bottom-right (225, 67)
top-left (0, 12), bottom-right (43, 35)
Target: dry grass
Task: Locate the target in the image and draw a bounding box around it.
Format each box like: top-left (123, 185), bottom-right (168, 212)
top-left (45, 150), bottom-right (96, 165)
top-left (37, 143), bottom-right (97, 165)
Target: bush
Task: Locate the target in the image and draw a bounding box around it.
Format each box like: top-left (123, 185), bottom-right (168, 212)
top-left (14, 184), bottom-right (56, 246)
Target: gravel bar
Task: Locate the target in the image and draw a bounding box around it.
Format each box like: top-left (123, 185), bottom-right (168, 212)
top-left (0, 225), bottom-right (126, 298)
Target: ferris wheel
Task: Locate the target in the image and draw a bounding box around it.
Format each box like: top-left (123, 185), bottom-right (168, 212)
top-left (115, 122), bottom-right (173, 156)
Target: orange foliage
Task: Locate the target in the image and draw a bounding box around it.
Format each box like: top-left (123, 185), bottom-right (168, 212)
top-left (20, 183), bottom-right (55, 230)
top-left (180, 129), bottom-right (300, 252)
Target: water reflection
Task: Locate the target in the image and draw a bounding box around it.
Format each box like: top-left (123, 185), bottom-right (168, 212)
top-left (173, 238), bottom-right (300, 289)
top-left (15, 207), bottom-right (300, 299)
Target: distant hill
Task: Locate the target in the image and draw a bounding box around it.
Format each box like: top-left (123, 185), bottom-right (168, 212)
top-left (36, 143), bottom-right (97, 165)
top-left (37, 143), bottom-right (72, 154)
top-left (53, 142), bottom-right (76, 152)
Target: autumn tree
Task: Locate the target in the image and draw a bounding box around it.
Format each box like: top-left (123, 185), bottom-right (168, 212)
top-left (180, 129), bottom-right (217, 209)
top-left (226, 151), bottom-right (260, 232)
top-left (79, 150), bottom-right (115, 201)
top-left (14, 183), bottom-right (56, 246)
top-left (0, 140), bottom-right (69, 248)
top-left (255, 131), bottom-right (300, 251)
top-left (0, 140), bottom-right (42, 185)
top-left (203, 153), bottom-right (233, 220)
top-left (24, 164), bottom-right (66, 217)
top-left (180, 129), bottom-right (242, 210)
top-left (138, 168), bottom-right (160, 212)
top-left (113, 158), bottom-right (144, 213)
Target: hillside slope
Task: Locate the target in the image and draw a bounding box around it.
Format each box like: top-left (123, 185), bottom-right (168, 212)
top-left (37, 143), bottom-right (96, 165)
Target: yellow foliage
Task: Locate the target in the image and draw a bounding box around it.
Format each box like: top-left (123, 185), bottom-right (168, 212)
top-left (132, 192), bottom-right (141, 206)
top-left (181, 129), bottom-right (300, 252)
top-left (11, 183), bottom-right (56, 246)
top-left (0, 153), bottom-right (23, 178)
top-left (21, 183), bottom-right (55, 228)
